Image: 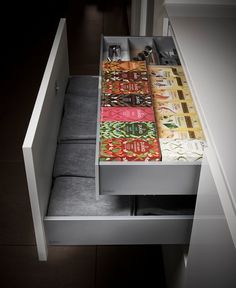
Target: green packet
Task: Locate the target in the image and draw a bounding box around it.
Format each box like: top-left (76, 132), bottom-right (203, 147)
top-left (100, 121), bottom-right (158, 139)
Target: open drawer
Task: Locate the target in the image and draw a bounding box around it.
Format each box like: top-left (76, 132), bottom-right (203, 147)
top-left (22, 19), bottom-right (204, 260)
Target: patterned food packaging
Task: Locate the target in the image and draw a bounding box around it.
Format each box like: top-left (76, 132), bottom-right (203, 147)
top-left (101, 94), bottom-right (153, 107)
top-left (153, 101), bottom-right (197, 116)
top-left (100, 138), bottom-right (161, 161)
top-left (150, 77), bottom-right (186, 90)
top-left (100, 121), bottom-right (158, 139)
top-left (103, 71), bottom-right (148, 82)
top-left (175, 66), bottom-right (185, 77)
top-left (148, 65), bottom-right (180, 78)
top-left (152, 89), bottom-right (192, 102)
top-left (157, 128), bottom-right (205, 140)
top-left (159, 139), bottom-right (205, 162)
top-left (100, 107), bottom-right (155, 122)
top-left (158, 114), bottom-right (203, 130)
top-left (102, 80), bottom-right (150, 95)
top-left (148, 65), bottom-right (185, 77)
top-left (102, 60), bottom-right (147, 72)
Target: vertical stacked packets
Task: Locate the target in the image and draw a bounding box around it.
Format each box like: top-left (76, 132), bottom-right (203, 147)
top-left (100, 61), bottom-right (161, 161)
top-left (148, 65), bottom-right (205, 161)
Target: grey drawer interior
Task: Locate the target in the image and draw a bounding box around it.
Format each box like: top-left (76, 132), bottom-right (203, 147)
top-left (47, 175), bottom-right (195, 217)
top-left (102, 36), bottom-right (180, 65)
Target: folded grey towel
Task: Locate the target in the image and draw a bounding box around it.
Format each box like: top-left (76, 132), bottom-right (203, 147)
top-left (48, 177), bottom-right (131, 216)
top-left (64, 93), bottom-right (98, 117)
top-left (53, 143), bottom-right (96, 178)
top-left (66, 76), bottom-right (99, 95)
top-left (58, 115), bottom-right (97, 142)
top-left (58, 139), bottom-right (96, 144)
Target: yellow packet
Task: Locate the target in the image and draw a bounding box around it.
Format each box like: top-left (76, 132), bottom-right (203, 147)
top-left (150, 77), bottom-right (184, 90)
top-left (157, 128), bottom-right (205, 140)
top-left (158, 114), bottom-right (202, 130)
top-left (152, 88), bottom-right (192, 102)
top-left (153, 101), bottom-right (197, 116)
top-left (148, 65), bottom-right (181, 78)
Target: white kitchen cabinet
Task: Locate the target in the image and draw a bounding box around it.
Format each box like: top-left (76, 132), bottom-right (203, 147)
top-left (162, 3), bottom-right (236, 287)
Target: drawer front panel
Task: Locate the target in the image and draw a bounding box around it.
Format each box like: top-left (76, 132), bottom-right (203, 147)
top-left (45, 216), bottom-right (192, 245)
top-left (99, 164), bottom-right (200, 195)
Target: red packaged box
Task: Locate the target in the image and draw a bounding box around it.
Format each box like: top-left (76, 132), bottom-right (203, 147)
top-left (100, 138), bottom-right (161, 161)
top-left (103, 71), bottom-right (148, 82)
top-left (102, 60), bottom-right (147, 71)
top-left (102, 81), bottom-right (150, 94)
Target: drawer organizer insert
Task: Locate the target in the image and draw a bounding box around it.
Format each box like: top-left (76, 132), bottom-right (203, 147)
top-left (96, 36), bottom-right (205, 196)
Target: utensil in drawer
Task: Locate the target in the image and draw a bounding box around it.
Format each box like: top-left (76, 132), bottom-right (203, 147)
top-left (108, 44), bottom-right (121, 61)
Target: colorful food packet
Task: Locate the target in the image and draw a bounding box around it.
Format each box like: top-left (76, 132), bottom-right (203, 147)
top-left (100, 107), bottom-right (155, 122)
top-left (159, 139), bottom-right (205, 162)
top-left (101, 94), bottom-right (153, 107)
top-left (152, 88), bottom-right (192, 102)
top-left (103, 71), bottom-right (148, 82)
top-left (100, 138), bottom-right (161, 161)
top-left (153, 101), bottom-right (197, 116)
top-left (157, 128), bottom-right (205, 140)
top-left (102, 80), bottom-right (150, 94)
top-left (150, 77), bottom-right (186, 90)
top-left (102, 60), bottom-right (147, 71)
top-left (157, 114), bottom-right (203, 130)
top-left (148, 65), bottom-right (181, 78)
top-left (100, 121), bottom-right (158, 139)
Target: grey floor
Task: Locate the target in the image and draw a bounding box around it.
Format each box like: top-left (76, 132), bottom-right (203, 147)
top-left (0, 1), bottom-right (166, 287)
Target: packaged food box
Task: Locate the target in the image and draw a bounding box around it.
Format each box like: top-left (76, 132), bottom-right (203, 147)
top-left (103, 71), bottom-right (148, 82)
top-left (150, 77), bottom-right (185, 90)
top-left (175, 66), bottom-right (185, 77)
top-left (152, 89), bottom-right (192, 102)
top-left (102, 60), bottom-right (147, 71)
top-left (101, 94), bottom-right (153, 107)
top-left (153, 101), bottom-right (197, 116)
top-left (160, 139), bottom-right (205, 162)
top-left (100, 121), bottom-right (158, 139)
top-left (102, 80), bottom-right (150, 95)
top-left (148, 65), bottom-right (180, 78)
top-left (100, 138), bottom-right (161, 161)
top-left (158, 114), bottom-right (202, 130)
top-left (157, 128), bottom-right (205, 140)
top-left (148, 65), bottom-right (186, 77)
top-left (100, 107), bottom-right (155, 122)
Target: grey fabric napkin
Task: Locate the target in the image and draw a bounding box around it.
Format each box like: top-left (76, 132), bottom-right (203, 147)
top-left (48, 177), bottom-right (130, 216)
top-left (53, 143), bottom-right (96, 178)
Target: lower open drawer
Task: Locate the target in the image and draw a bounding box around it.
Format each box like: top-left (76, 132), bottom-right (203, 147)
top-left (45, 176), bottom-right (194, 245)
